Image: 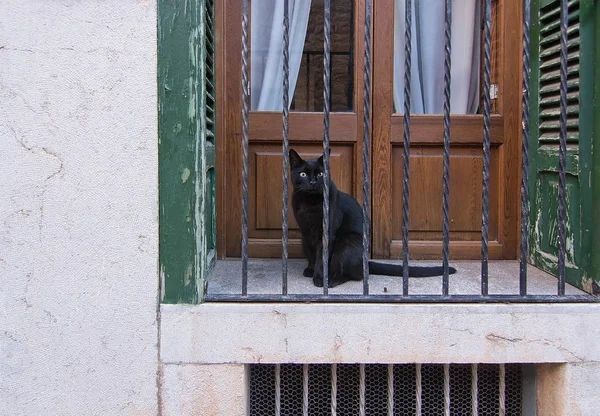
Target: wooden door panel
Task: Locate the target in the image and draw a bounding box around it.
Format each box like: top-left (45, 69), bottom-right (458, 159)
top-left (250, 143), bottom-right (354, 232)
top-left (249, 112), bottom-right (357, 141)
top-left (390, 115), bottom-right (504, 144)
top-left (390, 145), bottom-right (500, 259)
top-left (248, 144), bottom-right (354, 257)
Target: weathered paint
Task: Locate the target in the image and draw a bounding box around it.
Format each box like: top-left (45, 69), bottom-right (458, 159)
top-left (529, 0), bottom-right (600, 293)
top-left (181, 167), bottom-right (191, 183)
top-left (577, 0), bottom-right (599, 292)
top-left (158, 0), bottom-right (215, 304)
top-left (591, 0), bottom-right (600, 294)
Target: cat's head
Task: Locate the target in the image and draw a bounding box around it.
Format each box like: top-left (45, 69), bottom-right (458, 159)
top-left (289, 149), bottom-right (331, 193)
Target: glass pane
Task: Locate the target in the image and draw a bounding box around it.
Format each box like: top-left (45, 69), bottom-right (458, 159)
top-left (251, 0), bottom-right (354, 112)
top-left (393, 0), bottom-right (482, 114)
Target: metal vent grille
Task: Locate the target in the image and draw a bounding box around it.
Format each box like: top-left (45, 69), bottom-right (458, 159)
top-left (249, 363), bottom-right (523, 415)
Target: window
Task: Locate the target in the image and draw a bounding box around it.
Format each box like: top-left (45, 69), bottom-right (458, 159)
top-left (158, 0), bottom-right (600, 304)
top-left (251, 0), bottom-right (355, 111)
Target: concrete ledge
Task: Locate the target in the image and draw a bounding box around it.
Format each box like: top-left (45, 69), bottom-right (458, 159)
top-left (160, 303), bottom-right (600, 365)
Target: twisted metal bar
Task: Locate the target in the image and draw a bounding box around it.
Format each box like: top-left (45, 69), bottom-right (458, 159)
top-left (402, 0), bottom-right (412, 297)
top-left (303, 364), bottom-right (309, 416)
top-left (241, 0), bottom-right (249, 296)
top-left (359, 363), bottom-right (366, 416)
top-left (322, 0), bottom-right (331, 294)
top-left (282, 0), bottom-right (290, 296)
top-left (331, 363), bottom-right (337, 415)
top-left (275, 364), bottom-right (281, 416)
top-left (442, 0), bottom-right (452, 296)
top-left (520, 0), bottom-right (531, 296)
top-left (499, 364), bottom-right (506, 416)
top-left (362, 0), bottom-right (372, 296)
top-left (416, 363), bottom-right (422, 416)
top-left (444, 364), bottom-right (450, 416)
top-left (387, 364), bottom-right (394, 416)
top-left (557, 0), bottom-right (568, 296)
top-left (481, 0), bottom-right (492, 296)
top-left (471, 364), bottom-right (478, 416)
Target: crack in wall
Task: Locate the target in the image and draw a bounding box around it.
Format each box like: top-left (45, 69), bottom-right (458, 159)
top-left (10, 125), bottom-right (65, 239)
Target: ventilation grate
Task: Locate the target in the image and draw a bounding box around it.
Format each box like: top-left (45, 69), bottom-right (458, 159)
top-left (249, 363), bottom-right (523, 415)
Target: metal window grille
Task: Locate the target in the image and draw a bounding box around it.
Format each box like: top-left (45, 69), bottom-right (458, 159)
top-left (249, 363), bottom-right (525, 416)
top-left (205, 0), bottom-right (600, 303)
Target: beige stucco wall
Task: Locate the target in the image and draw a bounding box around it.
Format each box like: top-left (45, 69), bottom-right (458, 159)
top-left (0, 1), bottom-right (159, 414)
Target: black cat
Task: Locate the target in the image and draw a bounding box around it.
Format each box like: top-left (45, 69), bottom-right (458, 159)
top-left (289, 149), bottom-right (457, 288)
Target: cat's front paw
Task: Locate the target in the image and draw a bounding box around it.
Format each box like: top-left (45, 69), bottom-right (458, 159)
top-left (313, 276), bottom-right (340, 288)
top-left (303, 267), bottom-right (314, 277)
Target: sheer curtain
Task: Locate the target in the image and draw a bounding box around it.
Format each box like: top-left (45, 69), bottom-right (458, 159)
top-left (393, 0), bottom-right (481, 114)
top-left (251, 0), bottom-right (312, 111)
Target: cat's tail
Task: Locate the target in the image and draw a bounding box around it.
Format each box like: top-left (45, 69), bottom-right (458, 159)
top-left (368, 261), bottom-right (457, 277)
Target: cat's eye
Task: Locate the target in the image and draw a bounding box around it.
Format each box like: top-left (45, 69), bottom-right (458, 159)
top-left (317, 172), bottom-right (323, 177)
top-left (300, 172), bottom-right (307, 177)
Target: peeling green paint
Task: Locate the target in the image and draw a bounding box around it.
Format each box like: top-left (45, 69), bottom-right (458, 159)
top-left (529, 0), bottom-right (600, 293)
top-left (181, 168), bottom-right (191, 183)
top-left (184, 264), bottom-right (192, 286)
top-left (591, 0), bottom-right (600, 290)
top-left (158, 0), bottom-right (216, 304)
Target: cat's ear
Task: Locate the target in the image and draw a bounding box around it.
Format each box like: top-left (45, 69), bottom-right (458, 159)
top-left (289, 149), bottom-right (303, 167)
top-left (317, 148), bottom-right (331, 165)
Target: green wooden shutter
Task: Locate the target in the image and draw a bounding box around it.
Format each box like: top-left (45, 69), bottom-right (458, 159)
top-left (159, 0), bottom-right (216, 304)
top-left (200, 0), bottom-right (217, 285)
top-left (529, 0), bottom-right (599, 294)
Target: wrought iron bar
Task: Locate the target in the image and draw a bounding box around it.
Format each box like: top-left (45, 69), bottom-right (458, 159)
top-left (362, 0), bottom-right (372, 295)
top-left (303, 364), bottom-right (309, 416)
top-left (331, 363), bottom-right (337, 415)
top-left (481, 0), bottom-right (492, 296)
top-left (442, 0), bottom-right (452, 296)
top-left (282, 0), bottom-right (290, 296)
top-left (322, 0), bottom-right (332, 294)
top-left (444, 363), bottom-right (450, 416)
top-left (416, 363), bottom-right (422, 416)
top-left (499, 363), bottom-right (506, 416)
top-left (471, 364), bottom-right (478, 416)
top-left (402, 0), bottom-right (412, 296)
top-left (520, 0), bottom-right (531, 296)
top-left (306, 54), bottom-right (310, 109)
top-left (275, 363), bottom-right (281, 416)
top-left (387, 364), bottom-right (394, 416)
top-left (557, 0), bottom-right (568, 296)
top-left (205, 293), bottom-right (600, 303)
top-left (359, 363), bottom-right (366, 416)
top-left (241, 0), bottom-right (249, 296)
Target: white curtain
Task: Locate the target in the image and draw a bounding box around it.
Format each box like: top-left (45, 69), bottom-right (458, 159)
top-left (394, 0), bottom-right (481, 114)
top-left (251, 0), bottom-right (312, 111)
